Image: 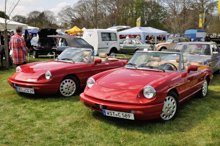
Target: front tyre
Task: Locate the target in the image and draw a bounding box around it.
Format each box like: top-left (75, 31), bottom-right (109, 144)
top-left (59, 76), bottom-right (79, 97)
top-left (159, 91), bottom-right (178, 121)
top-left (198, 79), bottom-right (208, 98)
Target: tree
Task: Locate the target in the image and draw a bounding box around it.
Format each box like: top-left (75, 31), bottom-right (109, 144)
top-left (0, 11), bottom-right (9, 19)
top-left (27, 10), bottom-right (58, 29)
top-left (188, 0), bottom-right (218, 30)
top-left (12, 15), bottom-right (27, 23)
top-left (27, 11), bottom-right (41, 26)
top-left (58, 5), bottom-right (77, 28)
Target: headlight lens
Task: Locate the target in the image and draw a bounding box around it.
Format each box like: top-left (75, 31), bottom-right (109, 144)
top-left (16, 66), bottom-right (21, 72)
top-left (45, 71), bottom-right (52, 80)
top-left (87, 77), bottom-right (95, 88)
top-left (143, 86), bottom-right (156, 99)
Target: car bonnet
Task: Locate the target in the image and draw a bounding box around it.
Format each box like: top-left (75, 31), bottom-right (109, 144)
top-left (97, 68), bottom-right (169, 90)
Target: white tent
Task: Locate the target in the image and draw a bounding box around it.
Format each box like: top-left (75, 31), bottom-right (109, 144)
top-left (28, 26), bottom-right (39, 30)
top-left (0, 17), bottom-right (28, 30)
top-left (118, 27), bottom-right (167, 43)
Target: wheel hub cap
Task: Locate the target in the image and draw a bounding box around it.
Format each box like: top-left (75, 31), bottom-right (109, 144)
top-left (160, 96), bottom-right (177, 120)
top-left (60, 79), bottom-right (76, 96)
top-left (202, 80), bottom-right (208, 97)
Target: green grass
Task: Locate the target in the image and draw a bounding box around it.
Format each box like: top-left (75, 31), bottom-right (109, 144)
top-left (0, 55), bottom-right (220, 145)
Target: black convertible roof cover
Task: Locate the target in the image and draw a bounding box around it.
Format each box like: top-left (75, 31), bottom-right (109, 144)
top-left (38, 29), bottom-right (58, 47)
top-left (48, 35), bottom-right (93, 49)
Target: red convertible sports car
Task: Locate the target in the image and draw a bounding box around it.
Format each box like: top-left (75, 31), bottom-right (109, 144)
top-left (80, 51), bottom-right (213, 121)
top-left (8, 48), bottom-right (128, 97)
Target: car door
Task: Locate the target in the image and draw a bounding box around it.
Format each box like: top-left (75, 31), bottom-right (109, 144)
top-left (209, 44), bottom-right (220, 72)
top-left (178, 55), bottom-right (202, 100)
top-left (169, 39), bottom-right (178, 49)
top-left (90, 59), bottom-right (123, 75)
top-left (121, 39), bottom-right (132, 53)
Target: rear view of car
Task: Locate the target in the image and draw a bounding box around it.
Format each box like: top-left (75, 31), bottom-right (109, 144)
top-left (32, 28), bottom-right (57, 58)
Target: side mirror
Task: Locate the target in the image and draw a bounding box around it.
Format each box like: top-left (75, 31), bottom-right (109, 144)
top-left (94, 58), bottom-right (102, 65)
top-left (123, 60), bottom-right (128, 65)
top-left (187, 65), bottom-right (198, 73)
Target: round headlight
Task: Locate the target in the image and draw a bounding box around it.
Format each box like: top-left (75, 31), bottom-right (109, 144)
top-left (143, 86), bottom-right (156, 99)
top-left (16, 66), bottom-right (21, 72)
top-left (45, 71), bottom-right (52, 80)
top-left (87, 77), bottom-right (95, 88)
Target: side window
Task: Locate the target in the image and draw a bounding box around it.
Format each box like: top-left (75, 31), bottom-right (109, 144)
top-left (204, 45), bottom-right (211, 55)
top-left (213, 44), bottom-right (218, 52)
top-left (101, 32), bottom-right (117, 41)
top-left (173, 39), bottom-right (178, 43)
top-left (124, 40), bottom-right (131, 44)
top-left (135, 40), bottom-right (141, 44)
top-left (179, 39), bottom-right (184, 42)
top-left (132, 40), bottom-right (136, 44)
top-left (101, 33), bottom-right (110, 41)
top-left (110, 33), bottom-right (117, 41)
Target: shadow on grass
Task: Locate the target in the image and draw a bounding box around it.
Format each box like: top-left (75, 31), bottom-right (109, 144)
top-left (90, 73), bottom-right (220, 134)
top-left (17, 88), bottom-right (85, 102)
top-left (90, 96), bottom-right (217, 134)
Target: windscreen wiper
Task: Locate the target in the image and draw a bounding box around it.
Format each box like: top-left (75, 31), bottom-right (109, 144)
top-left (61, 58), bottom-right (75, 63)
top-left (126, 63), bottom-right (137, 69)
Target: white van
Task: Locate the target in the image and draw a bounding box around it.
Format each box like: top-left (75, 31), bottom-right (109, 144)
top-left (83, 29), bottom-right (119, 55)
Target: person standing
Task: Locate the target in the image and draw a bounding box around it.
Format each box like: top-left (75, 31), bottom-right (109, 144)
top-left (9, 26), bottom-right (28, 66)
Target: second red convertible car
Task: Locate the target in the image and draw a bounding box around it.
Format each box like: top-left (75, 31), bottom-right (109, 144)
top-left (80, 51), bottom-right (213, 121)
top-left (8, 48), bottom-right (128, 97)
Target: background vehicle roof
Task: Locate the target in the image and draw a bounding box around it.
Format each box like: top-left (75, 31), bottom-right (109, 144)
top-left (48, 35), bottom-right (93, 49)
top-left (176, 42), bottom-right (216, 45)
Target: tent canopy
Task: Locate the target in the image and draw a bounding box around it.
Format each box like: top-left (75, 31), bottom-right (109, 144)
top-left (118, 27), bottom-right (167, 43)
top-left (0, 17), bottom-right (28, 30)
top-left (23, 30), bottom-right (38, 34)
top-left (64, 26), bottom-right (83, 35)
top-left (28, 26), bottom-right (39, 30)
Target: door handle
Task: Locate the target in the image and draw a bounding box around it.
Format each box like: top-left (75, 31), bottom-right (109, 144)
top-left (105, 63), bottom-right (109, 65)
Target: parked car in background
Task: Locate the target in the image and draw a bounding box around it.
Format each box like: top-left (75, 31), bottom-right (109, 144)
top-left (8, 48), bottom-right (128, 97)
top-left (48, 35), bottom-right (93, 55)
top-left (83, 29), bottom-right (120, 55)
top-left (32, 28), bottom-right (57, 58)
top-left (80, 50), bottom-right (213, 121)
top-left (173, 42), bottom-right (220, 73)
top-left (155, 37), bottom-right (189, 51)
top-left (174, 33), bottom-right (191, 41)
top-left (119, 38), bottom-right (152, 53)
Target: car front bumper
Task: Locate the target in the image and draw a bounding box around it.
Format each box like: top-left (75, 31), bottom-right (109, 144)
top-left (80, 93), bottom-right (164, 120)
top-left (8, 78), bottom-right (60, 95)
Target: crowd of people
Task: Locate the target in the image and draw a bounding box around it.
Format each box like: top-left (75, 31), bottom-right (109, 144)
top-left (0, 26), bottom-right (29, 66)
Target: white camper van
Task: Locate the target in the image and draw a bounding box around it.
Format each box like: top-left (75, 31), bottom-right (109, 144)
top-left (83, 29), bottom-right (119, 55)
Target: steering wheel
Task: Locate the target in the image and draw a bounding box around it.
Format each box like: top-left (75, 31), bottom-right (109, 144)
top-left (158, 63), bottom-right (178, 71)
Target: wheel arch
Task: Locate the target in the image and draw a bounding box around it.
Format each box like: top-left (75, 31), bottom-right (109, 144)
top-left (62, 74), bottom-right (80, 85)
top-left (205, 75), bottom-right (211, 85)
top-left (168, 88), bottom-right (179, 99)
top-left (160, 47), bottom-right (167, 51)
top-left (135, 48), bottom-right (140, 52)
top-left (110, 47), bottom-right (118, 53)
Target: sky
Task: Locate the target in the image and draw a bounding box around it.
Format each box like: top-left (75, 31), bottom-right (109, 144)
top-left (0, 0), bottom-right (79, 18)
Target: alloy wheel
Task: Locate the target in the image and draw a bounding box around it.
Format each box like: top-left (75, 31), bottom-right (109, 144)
top-left (160, 95), bottom-right (177, 121)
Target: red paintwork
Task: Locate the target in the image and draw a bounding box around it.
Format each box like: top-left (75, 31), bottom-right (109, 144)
top-left (80, 65), bottom-right (213, 120)
top-left (8, 60), bottom-right (127, 95)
